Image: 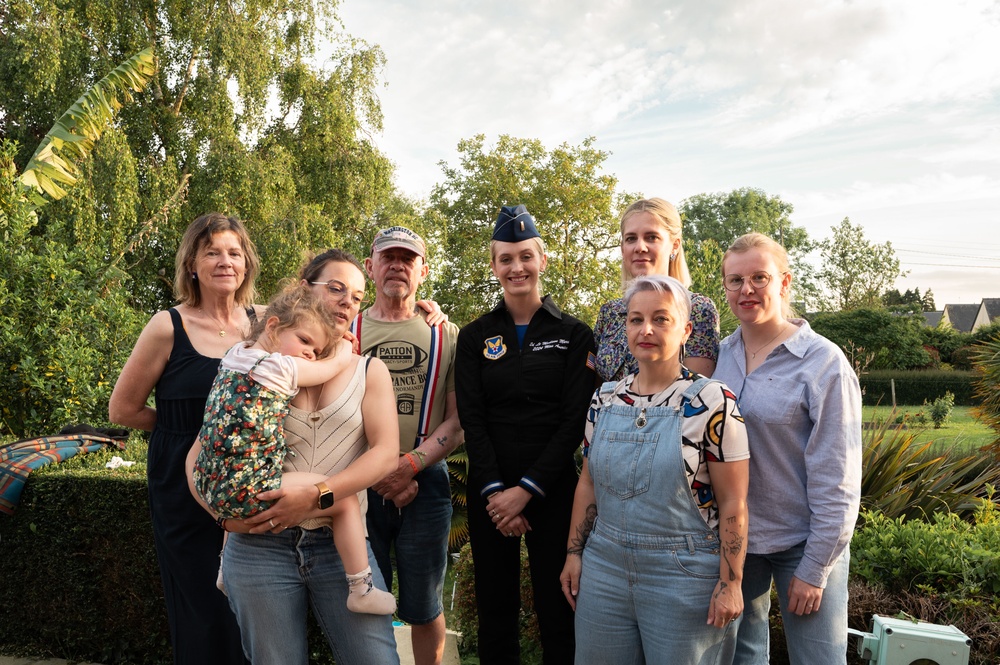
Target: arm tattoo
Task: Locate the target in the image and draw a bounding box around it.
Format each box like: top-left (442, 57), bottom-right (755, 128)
top-left (569, 503), bottom-right (598, 552)
top-left (722, 529), bottom-right (745, 581)
top-left (436, 436), bottom-right (447, 447)
top-left (713, 581), bottom-right (729, 599)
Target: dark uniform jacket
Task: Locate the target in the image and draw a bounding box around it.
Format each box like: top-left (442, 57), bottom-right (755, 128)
top-left (456, 296), bottom-right (596, 499)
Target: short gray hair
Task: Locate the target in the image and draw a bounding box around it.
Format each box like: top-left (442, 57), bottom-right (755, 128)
top-left (623, 274), bottom-right (692, 323)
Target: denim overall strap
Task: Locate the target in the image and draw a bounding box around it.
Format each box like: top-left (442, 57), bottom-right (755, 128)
top-left (588, 376), bottom-right (718, 547)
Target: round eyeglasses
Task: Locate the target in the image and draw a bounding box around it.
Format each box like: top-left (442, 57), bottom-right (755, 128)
top-left (310, 280), bottom-right (370, 307)
top-left (723, 271), bottom-right (784, 292)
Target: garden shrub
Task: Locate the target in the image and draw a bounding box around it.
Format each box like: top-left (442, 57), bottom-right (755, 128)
top-left (0, 439), bottom-right (337, 664)
top-left (850, 500), bottom-right (1000, 664)
top-left (928, 391), bottom-right (956, 429)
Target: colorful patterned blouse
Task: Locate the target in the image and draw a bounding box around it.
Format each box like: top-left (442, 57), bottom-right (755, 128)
top-left (593, 293), bottom-right (720, 383)
top-left (583, 369), bottom-right (748, 529)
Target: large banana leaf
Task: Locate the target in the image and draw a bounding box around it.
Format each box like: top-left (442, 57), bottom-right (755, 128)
top-left (18, 47), bottom-right (156, 206)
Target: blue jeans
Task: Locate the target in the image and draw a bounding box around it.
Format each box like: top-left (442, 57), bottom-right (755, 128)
top-left (367, 459), bottom-right (452, 625)
top-left (223, 529), bottom-right (400, 665)
top-left (734, 542), bottom-right (850, 665)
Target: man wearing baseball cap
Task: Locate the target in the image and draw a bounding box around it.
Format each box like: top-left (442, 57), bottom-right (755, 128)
top-left (351, 226), bottom-right (462, 665)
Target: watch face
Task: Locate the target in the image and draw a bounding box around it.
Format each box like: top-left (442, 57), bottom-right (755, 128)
top-left (319, 491), bottom-right (334, 510)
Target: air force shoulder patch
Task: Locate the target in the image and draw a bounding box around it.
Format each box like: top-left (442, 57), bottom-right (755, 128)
top-left (483, 335), bottom-right (506, 360)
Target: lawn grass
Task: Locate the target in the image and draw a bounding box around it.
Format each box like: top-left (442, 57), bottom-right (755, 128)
top-left (864, 405), bottom-right (997, 453)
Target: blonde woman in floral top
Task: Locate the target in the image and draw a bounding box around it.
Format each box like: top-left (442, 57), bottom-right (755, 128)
top-left (188, 284), bottom-right (395, 615)
top-left (594, 197), bottom-right (720, 380)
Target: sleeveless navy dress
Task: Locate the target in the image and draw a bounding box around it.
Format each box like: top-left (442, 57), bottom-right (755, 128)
top-left (146, 308), bottom-right (246, 664)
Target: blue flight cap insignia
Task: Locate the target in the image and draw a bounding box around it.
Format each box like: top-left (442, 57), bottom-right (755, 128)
top-left (483, 335), bottom-right (507, 360)
top-left (492, 204), bottom-right (540, 242)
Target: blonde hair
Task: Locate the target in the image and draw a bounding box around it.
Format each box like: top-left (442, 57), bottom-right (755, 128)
top-left (489, 236), bottom-right (546, 261)
top-left (723, 233), bottom-right (794, 317)
top-left (174, 213), bottom-right (260, 307)
top-left (247, 284), bottom-right (341, 358)
top-left (619, 198), bottom-right (691, 288)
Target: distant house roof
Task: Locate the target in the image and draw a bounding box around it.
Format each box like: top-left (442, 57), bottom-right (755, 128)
top-left (982, 298), bottom-right (1000, 322)
top-left (943, 304), bottom-right (981, 333)
top-left (923, 311), bottom-right (943, 328)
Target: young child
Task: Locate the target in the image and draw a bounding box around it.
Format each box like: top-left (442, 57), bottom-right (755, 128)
top-left (188, 284), bottom-right (396, 615)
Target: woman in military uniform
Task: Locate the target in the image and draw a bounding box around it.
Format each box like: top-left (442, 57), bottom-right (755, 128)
top-left (456, 204), bottom-right (596, 665)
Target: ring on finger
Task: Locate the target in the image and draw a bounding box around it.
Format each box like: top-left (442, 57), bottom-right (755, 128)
top-left (269, 518), bottom-right (275, 528)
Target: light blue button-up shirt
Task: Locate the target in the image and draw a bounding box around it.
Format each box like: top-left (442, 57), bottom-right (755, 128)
top-left (714, 319), bottom-right (862, 588)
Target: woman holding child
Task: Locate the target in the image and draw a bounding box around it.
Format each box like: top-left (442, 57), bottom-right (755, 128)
top-left (110, 214), bottom-right (403, 664)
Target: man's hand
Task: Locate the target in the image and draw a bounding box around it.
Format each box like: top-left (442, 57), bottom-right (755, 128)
top-left (372, 455), bottom-right (417, 497)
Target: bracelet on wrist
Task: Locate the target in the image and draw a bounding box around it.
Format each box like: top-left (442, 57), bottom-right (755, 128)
top-left (411, 449), bottom-right (427, 469)
top-left (404, 453), bottom-right (421, 475)
top-left (216, 516), bottom-right (228, 531)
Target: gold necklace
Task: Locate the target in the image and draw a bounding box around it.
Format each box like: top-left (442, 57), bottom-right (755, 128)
top-left (200, 308), bottom-right (233, 337)
top-left (748, 322), bottom-right (789, 360)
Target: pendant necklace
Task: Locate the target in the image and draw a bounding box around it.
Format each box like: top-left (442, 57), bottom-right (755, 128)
top-left (748, 322), bottom-right (789, 360)
top-left (201, 308), bottom-right (233, 337)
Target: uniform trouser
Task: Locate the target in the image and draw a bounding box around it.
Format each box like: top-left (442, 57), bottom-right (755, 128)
top-left (468, 475), bottom-right (576, 665)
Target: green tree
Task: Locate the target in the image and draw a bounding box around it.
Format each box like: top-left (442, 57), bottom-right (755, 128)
top-left (809, 308), bottom-right (930, 370)
top-left (818, 218), bottom-right (906, 311)
top-left (921, 288), bottom-right (936, 312)
top-left (679, 188), bottom-right (819, 311)
top-left (1, 138), bottom-right (149, 436)
top-left (428, 134), bottom-right (629, 326)
top-left (2, 0), bottom-right (393, 314)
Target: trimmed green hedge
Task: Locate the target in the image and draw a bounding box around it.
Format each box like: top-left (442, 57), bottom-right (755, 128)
top-left (860, 370), bottom-right (975, 406)
top-left (0, 442), bottom-right (169, 664)
top-left (0, 440), bottom-right (334, 664)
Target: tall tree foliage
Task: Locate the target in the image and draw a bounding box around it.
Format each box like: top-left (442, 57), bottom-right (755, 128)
top-left (679, 188), bottom-right (820, 311)
top-left (428, 135), bottom-right (629, 326)
top-left (1, 0), bottom-right (393, 313)
top-left (818, 217), bottom-right (906, 311)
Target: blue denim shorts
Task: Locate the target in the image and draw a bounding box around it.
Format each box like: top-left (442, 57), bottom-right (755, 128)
top-left (367, 459), bottom-right (453, 624)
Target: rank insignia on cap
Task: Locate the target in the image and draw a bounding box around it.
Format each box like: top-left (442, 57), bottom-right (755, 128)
top-left (492, 204), bottom-right (540, 243)
top-left (483, 335), bottom-right (507, 360)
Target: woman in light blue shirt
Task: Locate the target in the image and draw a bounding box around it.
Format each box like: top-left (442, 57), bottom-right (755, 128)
top-left (714, 233), bottom-right (862, 665)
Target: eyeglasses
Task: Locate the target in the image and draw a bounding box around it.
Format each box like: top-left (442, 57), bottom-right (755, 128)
top-left (310, 280), bottom-right (370, 307)
top-left (723, 271), bottom-right (784, 291)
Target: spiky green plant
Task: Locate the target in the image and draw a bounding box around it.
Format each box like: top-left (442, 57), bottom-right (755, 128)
top-left (861, 413), bottom-right (1000, 520)
top-left (972, 334), bottom-right (1000, 454)
top-left (447, 444), bottom-right (470, 550)
top-left (18, 47), bottom-right (156, 206)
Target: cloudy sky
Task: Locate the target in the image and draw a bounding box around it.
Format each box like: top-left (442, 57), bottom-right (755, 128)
top-left (336, 0), bottom-right (1000, 308)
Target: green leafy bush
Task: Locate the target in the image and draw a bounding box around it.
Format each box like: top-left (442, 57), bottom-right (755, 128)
top-left (927, 391), bottom-right (956, 429)
top-left (0, 440), bottom-right (336, 664)
top-left (809, 308), bottom-right (930, 370)
top-left (849, 499), bottom-right (1000, 664)
top-left (0, 139), bottom-right (147, 438)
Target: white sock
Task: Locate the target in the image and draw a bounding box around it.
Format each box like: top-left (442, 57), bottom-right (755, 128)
top-left (345, 566), bottom-right (396, 615)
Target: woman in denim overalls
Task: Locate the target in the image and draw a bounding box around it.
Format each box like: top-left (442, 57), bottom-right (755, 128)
top-left (561, 275), bottom-right (750, 665)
